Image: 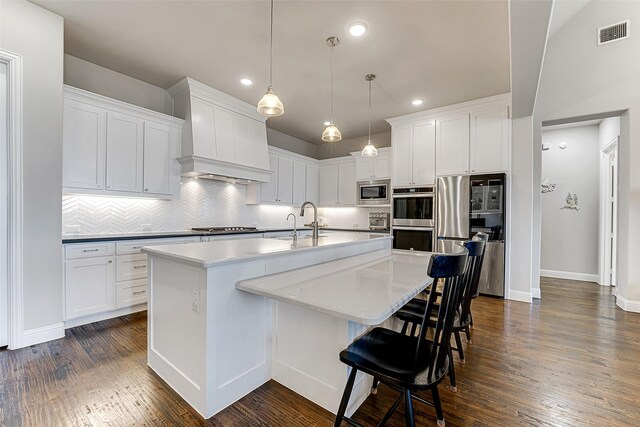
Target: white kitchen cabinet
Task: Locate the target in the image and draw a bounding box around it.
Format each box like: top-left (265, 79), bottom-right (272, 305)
top-left (319, 158), bottom-right (356, 206)
top-left (436, 113), bottom-right (470, 176)
top-left (116, 279), bottom-right (148, 309)
top-left (470, 106), bottom-right (509, 173)
top-left (292, 160), bottom-right (307, 205)
top-left (63, 86), bottom-right (183, 199)
top-left (246, 147), bottom-right (319, 206)
top-left (106, 112), bottom-right (144, 193)
top-left (305, 163), bottom-right (320, 204)
top-left (353, 148), bottom-right (391, 180)
top-left (144, 121), bottom-right (178, 196)
top-left (116, 253), bottom-right (148, 282)
top-left (391, 121), bottom-right (436, 187)
top-left (63, 99), bottom-right (107, 191)
top-left (65, 256), bottom-right (115, 320)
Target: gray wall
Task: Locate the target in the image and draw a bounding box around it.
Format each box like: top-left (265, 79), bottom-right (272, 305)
top-left (266, 128), bottom-right (318, 158)
top-left (535, 0), bottom-right (640, 302)
top-left (64, 54), bottom-right (174, 115)
top-left (316, 131), bottom-right (391, 160)
top-left (540, 125), bottom-right (599, 276)
top-left (0, 0), bottom-right (64, 331)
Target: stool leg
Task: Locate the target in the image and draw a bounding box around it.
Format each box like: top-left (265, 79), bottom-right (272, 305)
top-left (400, 321), bottom-right (409, 335)
top-left (371, 378), bottom-right (379, 395)
top-left (465, 325), bottom-right (472, 343)
top-left (409, 323), bottom-right (418, 337)
top-left (432, 386), bottom-right (445, 427)
top-left (334, 367), bottom-right (357, 427)
top-left (454, 330), bottom-right (465, 363)
top-left (448, 347), bottom-right (457, 392)
top-left (404, 388), bottom-right (415, 427)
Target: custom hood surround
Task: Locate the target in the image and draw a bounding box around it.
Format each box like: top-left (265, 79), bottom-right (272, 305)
top-left (168, 77), bottom-right (271, 183)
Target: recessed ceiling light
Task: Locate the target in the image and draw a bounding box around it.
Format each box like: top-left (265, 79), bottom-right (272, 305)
top-left (412, 99), bottom-right (424, 106)
top-left (240, 78), bottom-right (253, 86)
top-left (348, 22), bottom-right (368, 37)
top-left (323, 121), bottom-right (331, 126)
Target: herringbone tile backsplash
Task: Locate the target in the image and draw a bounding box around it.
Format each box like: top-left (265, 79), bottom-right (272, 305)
top-left (63, 179), bottom-right (388, 235)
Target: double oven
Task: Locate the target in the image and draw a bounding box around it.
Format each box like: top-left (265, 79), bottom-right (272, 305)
top-left (392, 187), bottom-right (435, 252)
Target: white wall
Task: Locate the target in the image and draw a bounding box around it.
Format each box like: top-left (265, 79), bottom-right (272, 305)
top-left (266, 128), bottom-right (318, 159)
top-left (535, 0), bottom-right (640, 309)
top-left (599, 117), bottom-right (620, 149)
top-left (540, 125), bottom-right (600, 279)
top-left (316, 131), bottom-right (391, 160)
top-left (64, 54), bottom-right (174, 115)
top-left (0, 1), bottom-right (64, 333)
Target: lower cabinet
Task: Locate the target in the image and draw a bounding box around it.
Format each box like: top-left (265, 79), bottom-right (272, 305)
top-left (65, 255), bottom-right (116, 320)
top-left (63, 236), bottom-right (199, 326)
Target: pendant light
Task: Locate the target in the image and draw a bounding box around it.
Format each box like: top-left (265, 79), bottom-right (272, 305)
top-left (257, 0), bottom-right (284, 117)
top-left (322, 37), bottom-right (342, 142)
top-left (361, 74), bottom-right (378, 157)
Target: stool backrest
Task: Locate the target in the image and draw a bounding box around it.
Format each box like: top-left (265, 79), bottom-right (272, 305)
top-left (459, 240), bottom-right (486, 324)
top-left (470, 232), bottom-right (489, 298)
top-left (413, 250), bottom-right (468, 382)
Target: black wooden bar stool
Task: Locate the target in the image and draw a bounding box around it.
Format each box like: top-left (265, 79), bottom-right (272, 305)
top-left (392, 239), bottom-right (485, 393)
top-left (334, 250), bottom-right (468, 427)
top-left (468, 232), bottom-right (488, 329)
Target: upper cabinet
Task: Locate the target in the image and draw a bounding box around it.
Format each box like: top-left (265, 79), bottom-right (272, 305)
top-left (391, 120), bottom-right (436, 187)
top-left (246, 147), bottom-right (320, 206)
top-left (168, 77), bottom-right (271, 183)
top-left (319, 157), bottom-right (356, 207)
top-left (63, 86), bottom-right (183, 199)
top-left (387, 94), bottom-right (510, 181)
top-left (351, 147), bottom-right (391, 181)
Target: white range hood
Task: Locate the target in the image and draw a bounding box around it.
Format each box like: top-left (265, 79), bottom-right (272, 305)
top-left (168, 77), bottom-right (271, 183)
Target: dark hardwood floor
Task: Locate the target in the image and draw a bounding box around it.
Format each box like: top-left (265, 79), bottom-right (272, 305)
top-left (2, 278), bottom-right (640, 426)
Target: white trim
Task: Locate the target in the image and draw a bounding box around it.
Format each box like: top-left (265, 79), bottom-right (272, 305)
top-left (531, 287), bottom-right (541, 299)
top-left (508, 290), bottom-right (532, 303)
top-left (0, 50), bottom-right (24, 350)
top-left (268, 145), bottom-right (321, 165)
top-left (386, 93), bottom-right (511, 125)
top-left (22, 323), bottom-right (64, 347)
top-left (63, 304), bottom-right (146, 329)
top-left (615, 295), bottom-right (640, 313)
top-left (540, 269), bottom-right (599, 283)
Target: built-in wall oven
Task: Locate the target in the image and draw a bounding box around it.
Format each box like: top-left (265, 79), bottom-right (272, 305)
top-left (392, 187), bottom-right (436, 252)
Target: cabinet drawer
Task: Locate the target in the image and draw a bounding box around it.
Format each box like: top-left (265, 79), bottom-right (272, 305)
top-left (116, 237), bottom-right (200, 255)
top-left (65, 242), bottom-right (115, 259)
top-left (116, 279), bottom-right (148, 308)
top-left (116, 254), bottom-right (148, 281)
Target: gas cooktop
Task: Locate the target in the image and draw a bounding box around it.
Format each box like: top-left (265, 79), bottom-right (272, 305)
top-left (191, 227), bottom-right (261, 234)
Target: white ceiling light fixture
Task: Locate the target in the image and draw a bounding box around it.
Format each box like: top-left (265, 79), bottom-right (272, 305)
top-left (323, 121), bottom-right (331, 126)
top-left (362, 74), bottom-right (378, 157)
top-left (348, 21), bottom-right (368, 37)
top-left (257, 0), bottom-right (284, 117)
top-left (322, 36), bottom-right (342, 143)
top-left (240, 78), bottom-right (253, 86)
top-left (412, 99), bottom-right (424, 106)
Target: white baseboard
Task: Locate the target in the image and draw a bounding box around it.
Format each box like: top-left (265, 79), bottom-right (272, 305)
top-left (64, 304), bottom-right (147, 329)
top-left (531, 288), bottom-right (541, 299)
top-left (22, 322), bottom-right (65, 347)
top-left (616, 295), bottom-right (640, 313)
top-left (508, 290), bottom-right (532, 303)
top-left (540, 269), bottom-right (599, 283)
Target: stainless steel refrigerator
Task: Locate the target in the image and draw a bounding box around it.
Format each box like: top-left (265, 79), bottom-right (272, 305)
top-left (437, 174), bottom-right (505, 297)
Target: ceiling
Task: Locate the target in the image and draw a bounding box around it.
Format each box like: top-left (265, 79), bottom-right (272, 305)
top-left (32, 0), bottom-right (511, 144)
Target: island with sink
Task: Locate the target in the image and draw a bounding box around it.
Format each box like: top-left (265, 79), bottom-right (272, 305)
top-left (142, 228), bottom-right (433, 419)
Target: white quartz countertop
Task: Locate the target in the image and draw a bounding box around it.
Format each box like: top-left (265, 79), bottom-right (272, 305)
top-left (141, 232), bottom-right (393, 268)
top-left (236, 251), bottom-right (434, 325)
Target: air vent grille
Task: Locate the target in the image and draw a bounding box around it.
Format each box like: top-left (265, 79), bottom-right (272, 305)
top-left (598, 20), bottom-right (630, 45)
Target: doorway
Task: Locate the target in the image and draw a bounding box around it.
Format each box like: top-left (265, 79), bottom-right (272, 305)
top-left (1, 60), bottom-right (8, 348)
top-left (601, 139), bottom-right (618, 294)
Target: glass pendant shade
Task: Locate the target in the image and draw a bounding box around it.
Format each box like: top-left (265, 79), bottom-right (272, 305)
top-left (322, 124), bottom-right (342, 142)
top-left (362, 140), bottom-right (378, 157)
top-left (257, 86), bottom-right (284, 117)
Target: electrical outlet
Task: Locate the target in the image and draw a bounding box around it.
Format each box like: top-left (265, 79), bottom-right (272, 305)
top-left (192, 290), bottom-right (200, 313)
top-left (141, 224), bottom-right (152, 231)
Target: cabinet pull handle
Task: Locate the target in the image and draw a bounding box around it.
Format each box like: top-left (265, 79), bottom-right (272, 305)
top-left (133, 290), bottom-right (146, 295)
top-left (133, 265), bottom-right (146, 269)
top-left (108, 260), bottom-right (113, 264)
top-left (82, 249), bottom-right (99, 252)
top-left (144, 188), bottom-right (149, 192)
top-left (132, 246), bottom-right (142, 249)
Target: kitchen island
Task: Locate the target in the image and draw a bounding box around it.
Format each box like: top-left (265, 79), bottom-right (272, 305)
top-left (142, 232), bottom-right (432, 419)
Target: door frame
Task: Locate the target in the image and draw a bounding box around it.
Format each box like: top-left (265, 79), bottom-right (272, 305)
top-left (599, 136), bottom-right (619, 290)
top-left (0, 49), bottom-right (24, 349)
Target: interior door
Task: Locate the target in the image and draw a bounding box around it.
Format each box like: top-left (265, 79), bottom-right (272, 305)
top-left (0, 62), bottom-right (7, 347)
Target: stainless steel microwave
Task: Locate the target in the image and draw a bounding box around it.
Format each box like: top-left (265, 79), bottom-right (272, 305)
top-left (357, 180), bottom-right (390, 206)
